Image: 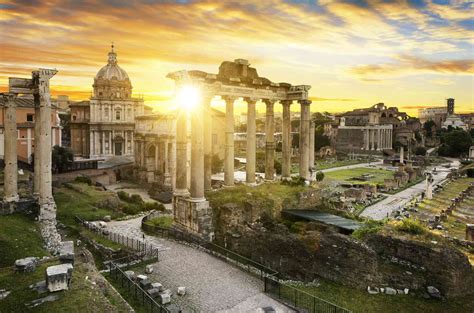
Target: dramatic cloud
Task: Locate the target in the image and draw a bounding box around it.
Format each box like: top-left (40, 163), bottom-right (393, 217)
top-left (0, 0), bottom-right (472, 114)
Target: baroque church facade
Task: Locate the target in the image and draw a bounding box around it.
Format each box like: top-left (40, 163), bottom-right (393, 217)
top-left (70, 46), bottom-right (146, 158)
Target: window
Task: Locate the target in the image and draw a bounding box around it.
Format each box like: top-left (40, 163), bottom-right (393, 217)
top-left (27, 114), bottom-right (34, 122)
top-left (116, 110), bottom-right (121, 120)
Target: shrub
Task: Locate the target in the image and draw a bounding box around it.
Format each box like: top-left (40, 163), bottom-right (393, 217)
top-left (117, 191), bottom-right (130, 202)
top-left (395, 218), bottom-right (427, 235)
top-left (147, 216), bottom-right (173, 229)
top-left (316, 171), bottom-right (325, 182)
top-left (281, 176), bottom-right (306, 186)
top-left (143, 202), bottom-right (165, 211)
top-left (352, 219), bottom-right (384, 239)
top-left (122, 204), bottom-right (141, 215)
top-left (414, 146), bottom-right (427, 156)
top-left (130, 194), bottom-right (144, 205)
top-left (74, 175), bottom-right (92, 185)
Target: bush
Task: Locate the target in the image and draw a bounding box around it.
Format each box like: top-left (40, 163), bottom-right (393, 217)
top-left (146, 216), bottom-right (173, 229)
top-left (74, 176), bottom-right (92, 185)
top-left (130, 194), bottom-right (144, 205)
top-left (281, 176), bottom-right (306, 186)
top-left (316, 171), bottom-right (325, 182)
top-left (122, 204), bottom-right (141, 215)
top-left (143, 202), bottom-right (165, 211)
top-left (395, 218), bottom-right (426, 235)
top-left (414, 146), bottom-right (427, 156)
top-left (352, 220), bottom-right (384, 239)
top-left (117, 191), bottom-right (130, 202)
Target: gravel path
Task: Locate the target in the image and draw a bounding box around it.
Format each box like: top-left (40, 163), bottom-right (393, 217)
top-left (107, 217), bottom-right (293, 313)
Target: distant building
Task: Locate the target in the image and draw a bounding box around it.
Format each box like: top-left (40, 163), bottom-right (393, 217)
top-left (70, 46), bottom-right (148, 158)
top-left (418, 107), bottom-right (447, 128)
top-left (0, 96), bottom-right (61, 164)
top-left (441, 98), bottom-right (468, 131)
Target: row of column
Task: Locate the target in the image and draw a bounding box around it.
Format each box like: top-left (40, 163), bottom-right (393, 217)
top-left (3, 69), bottom-right (57, 219)
top-left (364, 128), bottom-right (392, 151)
top-left (174, 96), bottom-right (314, 201)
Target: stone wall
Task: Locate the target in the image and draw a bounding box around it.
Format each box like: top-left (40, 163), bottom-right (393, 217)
top-left (216, 218), bottom-right (473, 298)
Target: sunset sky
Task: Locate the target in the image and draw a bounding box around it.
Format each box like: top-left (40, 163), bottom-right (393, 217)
top-left (0, 0), bottom-right (473, 116)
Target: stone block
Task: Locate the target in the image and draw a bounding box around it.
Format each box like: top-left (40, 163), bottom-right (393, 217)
top-left (15, 257), bottom-right (37, 272)
top-left (98, 221), bottom-right (107, 228)
top-left (177, 286), bottom-right (186, 296)
top-left (151, 282), bottom-right (162, 291)
top-left (59, 241), bottom-right (75, 264)
top-left (145, 264), bottom-right (153, 274)
top-left (124, 271), bottom-right (135, 280)
top-left (139, 279), bottom-right (152, 290)
top-left (46, 263), bottom-right (73, 292)
top-left (384, 287), bottom-right (397, 295)
top-left (427, 286), bottom-right (442, 299)
top-left (147, 288), bottom-right (161, 298)
top-left (159, 293), bottom-right (171, 305)
top-left (136, 274), bottom-right (148, 282)
top-left (103, 215), bottom-right (111, 222)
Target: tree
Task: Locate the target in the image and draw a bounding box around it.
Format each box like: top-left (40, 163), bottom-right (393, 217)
top-left (316, 171), bottom-right (325, 182)
top-left (52, 145), bottom-right (73, 173)
top-left (438, 129), bottom-right (472, 157)
top-left (423, 120), bottom-right (436, 138)
top-left (211, 155), bottom-right (224, 174)
top-left (414, 146), bottom-right (427, 156)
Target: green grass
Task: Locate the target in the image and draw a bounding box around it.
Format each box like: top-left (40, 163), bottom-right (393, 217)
top-left (394, 218), bottom-right (427, 235)
top-left (314, 158), bottom-right (373, 171)
top-left (80, 229), bottom-right (123, 251)
top-left (282, 278), bottom-right (474, 313)
top-left (0, 214), bottom-right (49, 268)
top-left (0, 259), bottom-right (121, 312)
top-left (54, 182), bottom-right (124, 231)
top-left (324, 167), bottom-right (394, 186)
top-left (144, 216), bottom-right (174, 229)
top-left (386, 176), bottom-right (425, 194)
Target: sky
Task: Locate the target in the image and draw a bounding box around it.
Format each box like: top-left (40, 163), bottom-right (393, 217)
top-left (0, 0), bottom-right (473, 116)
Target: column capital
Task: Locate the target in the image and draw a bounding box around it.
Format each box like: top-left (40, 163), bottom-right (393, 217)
top-left (1, 92), bottom-right (17, 105)
top-left (298, 99), bottom-right (312, 106)
top-left (243, 97), bottom-right (258, 104)
top-left (33, 68), bottom-right (58, 80)
top-left (280, 99), bottom-right (293, 106)
top-left (221, 95), bottom-right (237, 103)
top-left (262, 99), bottom-right (276, 105)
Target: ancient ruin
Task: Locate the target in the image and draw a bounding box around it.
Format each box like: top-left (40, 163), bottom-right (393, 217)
top-left (167, 59), bottom-right (314, 239)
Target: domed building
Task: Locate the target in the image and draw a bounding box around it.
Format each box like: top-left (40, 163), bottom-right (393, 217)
top-left (70, 45), bottom-right (146, 158)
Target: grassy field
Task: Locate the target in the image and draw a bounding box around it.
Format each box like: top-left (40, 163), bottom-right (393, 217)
top-left (314, 158), bottom-right (374, 170)
top-left (416, 177), bottom-right (474, 240)
top-left (0, 258), bottom-right (126, 312)
top-left (324, 167), bottom-right (394, 186)
top-left (54, 182), bottom-right (125, 232)
top-left (282, 279), bottom-right (473, 313)
top-left (0, 214), bottom-right (49, 268)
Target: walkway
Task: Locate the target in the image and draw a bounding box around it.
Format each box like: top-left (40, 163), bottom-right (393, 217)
top-left (107, 217), bottom-right (293, 313)
top-left (360, 159), bottom-right (459, 220)
top-left (320, 160), bottom-right (384, 173)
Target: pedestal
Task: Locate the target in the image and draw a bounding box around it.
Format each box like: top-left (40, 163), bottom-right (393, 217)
top-left (173, 197), bottom-right (214, 241)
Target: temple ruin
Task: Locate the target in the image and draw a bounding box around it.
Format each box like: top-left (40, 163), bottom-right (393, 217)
top-left (167, 59), bottom-right (313, 240)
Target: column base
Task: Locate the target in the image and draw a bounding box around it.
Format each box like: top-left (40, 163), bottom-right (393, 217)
top-left (39, 199), bottom-right (57, 221)
top-left (173, 197), bottom-right (214, 242)
top-left (3, 194), bottom-right (19, 203)
top-left (245, 181), bottom-right (258, 187)
top-left (281, 176), bottom-right (292, 182)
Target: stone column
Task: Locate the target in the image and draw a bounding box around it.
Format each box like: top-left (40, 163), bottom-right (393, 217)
top-left (299, 100), bottom-right (311, 180)
top-left (37, 69), bottom-right (57, 218)
top-left (245, 98), bottom-right (257, 185)
top-left (264, 99), bottom-right (275, 181)
top-left (3, 93), bottom-right (19, 202)
top-left (281, 100), bottom-right (292, 180)
top-left (377, 128), bottom-right (381, 151)
top-left (175, 111), bottom-right (189, 196)
top-left (223, 96), bottom-right (235, 187)
top-left (164, 139), bottom-right (171, 186)
top-left (34, 104), bottom-right (41, 194)
top-left (400, 146), bottom-right (404, 164)
top-left (370, 129), bottom-right (375, 150)
top-left (190, 102), bottom-right (205, 200)
top-left (309, 121), bottom-right (315, 179)
top-left (203, 96), bottom-right (213, 191)
top-left (365, 129), bottom-right (369, 150)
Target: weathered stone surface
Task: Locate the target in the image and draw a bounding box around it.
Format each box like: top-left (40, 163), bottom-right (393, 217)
top-left (0, 289), bottom-right (11, 300)
top-left (26, 294), bottom-right (60, 308)
top-left (124, 270), bottom-right (135, 280)
top-left (46, 263), bottom-right (73, 292)
top-left (139, 279), bottom-right (152, 290)
top-left (151, 282), bottom-right (162, 291)
top-left (103, 215), bottom-right (111, 222)
top-left (15, 257), bottom-right (37, 272)
top-left (177, 286), bottom-right (186, 296)
top-left (159, 292), bottom-right (171, 304)
top-left (147, 287), bottom-right (161, 298)
top-left (136, 274), bottom-right (147, 282)
top-left (385, 287), bottom-right (397, 295)
top-left (427, 286), bottom-right (442, 299)
top-left (145, 264), bottom-right (154, 274)
top-left (59, 241), bottom-right (75, 264)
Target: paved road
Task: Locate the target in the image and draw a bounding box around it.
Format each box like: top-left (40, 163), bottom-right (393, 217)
top-left (360, 159), bottom-right (459, 220)
top-left (320, 160), bottom-right (384, 173)
top-left (107, 217), bottom-right (293, 313)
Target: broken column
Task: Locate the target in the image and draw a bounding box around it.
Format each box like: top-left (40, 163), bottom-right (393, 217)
top-left (203, 95), bottom-right (213, 191)
top-left (299, 100), bottom-right (311, 180)
top-left (2, 93), bottom-right (19, 202)
top-left (426, 173), bottom-right (433, 200)
top-left (264, 99), bottom-right (275, 181)
top-left (36, 69), bottom-right (58, 218)
top-left (46, 263), bottom-right (73, 292)
top-left (246, 98), bottom-right (257, 185)
top-left (224, 96), bottom-right (235, 187)
top-left (281, 100), bottom-right (292, 180)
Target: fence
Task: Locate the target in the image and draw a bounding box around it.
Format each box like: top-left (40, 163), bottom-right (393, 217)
top-left (142, 214), bottom-right (352, 313)
top-left (75, 215), bottom-right (160, 260)
top-left (109, 260), bottom-right (171, 313)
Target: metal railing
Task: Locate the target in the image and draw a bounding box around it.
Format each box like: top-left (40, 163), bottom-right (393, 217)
top-left (76, 215), bottom-right (160, 260)
top-left (108, 260), bottom-right (170, 313)
top-left (142, 215), bottom-right (352, 313)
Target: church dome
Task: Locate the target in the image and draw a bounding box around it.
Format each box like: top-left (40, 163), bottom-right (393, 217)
top-left (95, 45), bottom-right (129, 81)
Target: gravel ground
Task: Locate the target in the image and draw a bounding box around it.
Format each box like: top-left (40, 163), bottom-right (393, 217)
top-left (107, 217), bottom-right (293, 313)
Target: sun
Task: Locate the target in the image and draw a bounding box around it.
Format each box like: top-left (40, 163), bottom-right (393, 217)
top-left (176, 85), bottom-right (201, 111)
